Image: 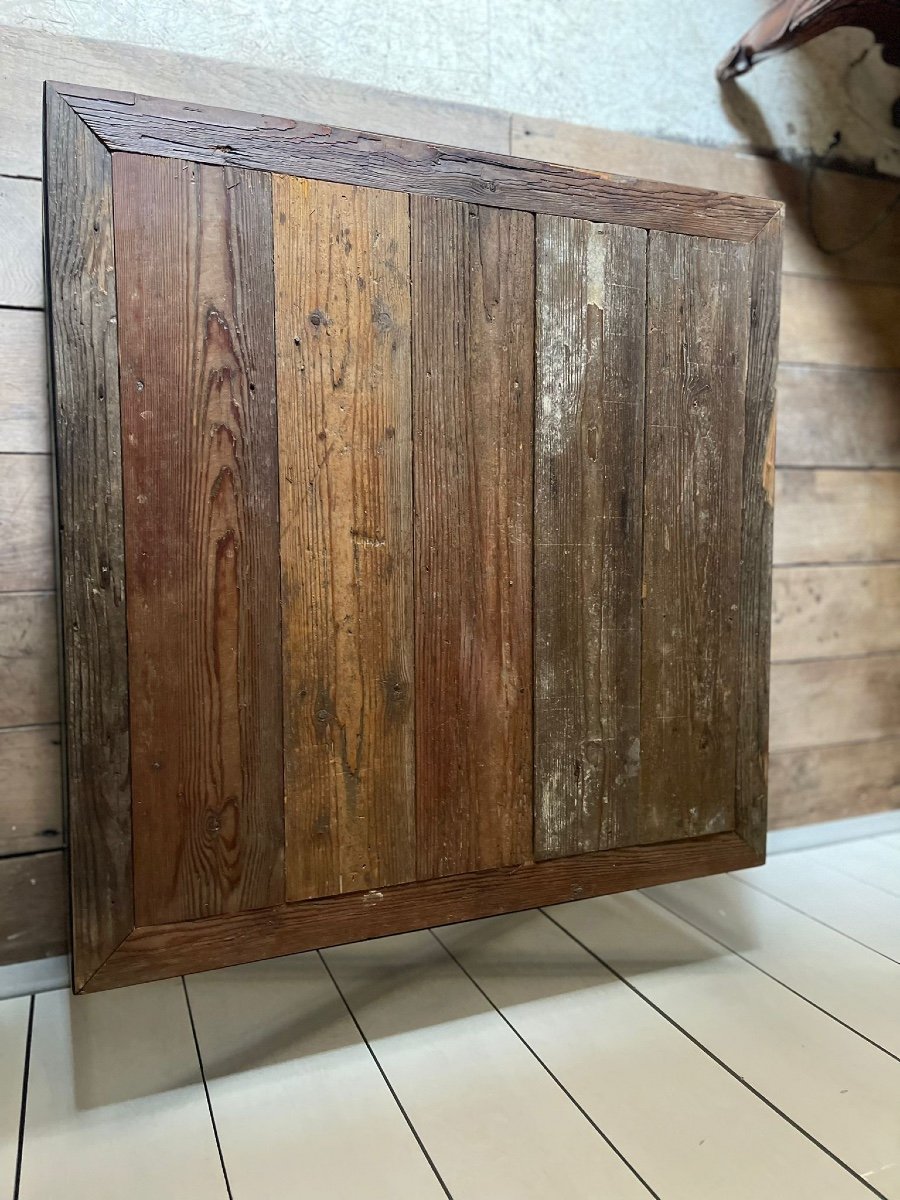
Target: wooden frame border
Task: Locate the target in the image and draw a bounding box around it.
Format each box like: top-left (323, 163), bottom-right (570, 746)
top-left (44, 82), bottom-right (779, 993)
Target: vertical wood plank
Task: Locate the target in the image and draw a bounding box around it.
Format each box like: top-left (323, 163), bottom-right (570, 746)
top-left (412, 196), bottom-right (534, 879)
top-left (114, 153), bottom-right (283, 925)
top-left (44, 88), bottom-right (133, 989)
top-left (737, 214), bottom-right (783, 855)
top-left (274, 176), bottom-right (415, 901)
top-left (534, 217), bottom-right (646, 859)
top-left (640, 232), bottom-right (750, 844)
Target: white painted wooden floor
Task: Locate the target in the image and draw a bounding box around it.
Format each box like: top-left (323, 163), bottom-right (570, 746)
top-left (4, 829), bottom-right (900, 1199)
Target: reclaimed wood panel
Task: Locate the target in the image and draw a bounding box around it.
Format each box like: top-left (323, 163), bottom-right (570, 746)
top-left (0, 176), bottom-right (42, 307)
top-left (776, 364), bottom-right (900, 468)
top-left (640, 232), bottom-right (750, 844)
top-left (769, 738), bottom-right (900, 828)
top-left (0, 592), bottom-right (58, 727)
top-left (772, 564), bottom-right (900, 661)
top-left (0, 310), bottom-right (48, 453)
top-left (412, 195), bottom-right (534, 878)
top-left (0, 454), bottom-right (53, 591)
top-left (0, 849), bottom-right (66, 965)
top-left (44, 90), bottom-right (131, 990)
top-left (774, 469), bottom-right (900, 564)
top-left (0, 726), bottom-right (62, 856)
top-left (113, 153), bottom-right (283, 925)
top-left (534, 216), bottom-right (646, 858)
top-left (781, 275), bottom-right (900, 370)
top-left (770, 655), bottom-right (900, 751)
top-left (274, 176), bottom-right (415, 901)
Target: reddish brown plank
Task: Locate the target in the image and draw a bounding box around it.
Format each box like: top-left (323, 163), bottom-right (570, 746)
top-left (113, 153), bottom-right (283, 925)
top-left (640, 232), bottom-right (750, 844)
top-left (274, 175), bottom-right (415, 901)
top-left (412, 195), bottom-right (534, 879)
top-left (534, 217), bottom-right (647, 859)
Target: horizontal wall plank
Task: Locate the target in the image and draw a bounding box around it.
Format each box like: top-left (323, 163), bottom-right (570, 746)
top-left (0, 453), bottom-right (54, 591)
top-left (0, 176), bottom-right (42, 308)
top-left (769, 738), bottom-right (900, 828)
top-left (0, 849), bottom-right (66, 965)
top-left (511, 114), bottom-right (900, 286)
top-left (771, 564), bottom-right (900, 661)
top-left (0, 592), bottom-right (58, 727)
top-left (0, 24), bottom-right (510, 181)
top-left (780, 276), bottom-right (900, 370)
top-left (0, 726), bottom-right (62, 856)
top-left (776, 364), bottom-right (900, 468)
top-left (0, 309), bottom-right (48, 453)
top-left (774, 469), bottom-right (900, 564)
top-left (770, 655), bottom-right (900, 751)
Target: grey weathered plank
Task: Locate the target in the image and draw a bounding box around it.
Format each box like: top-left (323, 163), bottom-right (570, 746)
top-left (772, 563), bottom-right (900, 661)
top-left (44, 87), bottom-right (132, 989)
top-left (774, 469), bottom-right (900, 564)
top-left (0, 592), bottom-right (58, 728)
top-left (770, 655), bottom-right (900, 752)
top-left (0, 176), bottom-right (43, 308)
top-left (0, 726), bottom-right (63, 856)
top-left (0, 849), bottom-right (67, 965)
top-left (534, 216), bottom-right (646, 858)
top-left (776, 364), bottom-right (900, 469)
top-left (769, 738), bottom-right (900, 829)
top-left (0, 309), bottom-right (49, 453)
top-left (640, 231), bottom-right (751, 844)
top-left (0, 454), bottom-right (54, 591)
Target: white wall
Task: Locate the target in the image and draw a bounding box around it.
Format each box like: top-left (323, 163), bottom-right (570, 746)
top-left (2, 0), bottom-right (898, 172)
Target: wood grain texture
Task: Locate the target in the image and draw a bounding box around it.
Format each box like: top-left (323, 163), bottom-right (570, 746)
top-left (0, 176), bottom-right (42, 308)
top-left (781, 275), bottom-right (900, 370)
top-left (534, 217), bottom-right (646, 858)
top-left (776, 365), bottom-right (900, 468)
top-left (0, 310), bottom-right (48, 454)
top-left (274, 176), bottom-right (415, 901)
top-left (55, 84), bottom-right (780, 242)
top-left (44, 88), bottom-right (131, 989)
top-left (769, 738), bottom-right (900, 828)
top-left (640, 232), bottom-right (751, 844)
top-left (113, 152), bottom-right (283, 925)
top-left (770, 654), bottom-right (900, 751)
top-left (773, 469), bottom-right (900, 564)
top-left (772, 564), bottom-right (900, 661)
top-left (412, 195), bottom-right (533, 878)
top-left (736, 214), bottom-right (781, 855)
top-left (0, 726), bottom-right (62, 856)
top-left (0, 454), bottom-right (54, 591)
top-left (84, 832), bottom-right (759, 991)
top-left (0, 592), bottom-right (58, 727)
top-left (0, 849), bottom-right (66, 965)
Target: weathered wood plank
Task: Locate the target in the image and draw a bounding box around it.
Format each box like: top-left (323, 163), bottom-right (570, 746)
top-left (781, 275), bottom-right (900, 370)
top-left (412, 195), bottom-right (533, 878)
top-left (774, 469), bottom-right (900, 564)
top-left (274, 175), bottom-right (415, 901)
top-left (0, 176), bottom-right (42, 307)
top-left (113, 152), bottom-right (283, 925)
top-left (0, 453), bottom-right (53, 591)
top-left (770, 655), bottom-right (900, 751)
top-left (736, 213), bottom-right (781, 855)
top-left (0, 309), bottom-right (48, 453)
top-left (0, 592), bottom-right (58, 728)
top-left (56, 84), bottom-right (780, 243)
top-left (534, 216), bottom-right (646, 858)
top-left (769, 738), bottom-right (900, 829)
top-left (772, 564), bottom-right (900, 661)
top-left (44, 88), bottom-right (131, 990)
top-left (0, 726), bottom-right (62, 856)
top-left (776, 365), bottom-right (900, 468)
top-left (640, 232), bottom-right (750, 844)
top-left (0, 849), bottom-right (66, 965)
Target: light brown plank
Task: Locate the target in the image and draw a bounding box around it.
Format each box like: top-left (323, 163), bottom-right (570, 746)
top-left (44, 90), bottom-right (132, 991)
top-left (640, 232), bottom-right (750, 844)
top-left (781, 276), bottom-right (900, 370)
top-left (0, 176), bottom-right (42, 308)
top-left (0, 310), bottom-right (48, 453)
top-left (769, 738), bottom-right (900, 828)
top-left (0, 592), bottom-right (58, 728)
top-left (534, 216), bottom-right (646, 858)
top-left (0, 453), bottom-right (53, 591)
top-left (770, 655), bottom-right (900, 751)
top-left (412, 195), bottom-right (534, 878)
top-left (114, 153), bottom-right (283, 925)
top-left (772, 564), bottom-right (900, 661)
top-left (776, 365), bottom-right (900, 468)
top-left (274, 175), bottom-right (415, 901)
top-left (773, 469), bottom-right (900, 564)
top-left (0, 726), bottom-right (62, 856)
top-left (1, 25), bottom-right (510, 179)
top-left (0, 850), bottom-right (66, 966)
top-left (511, 114), bottom-right (900, 285)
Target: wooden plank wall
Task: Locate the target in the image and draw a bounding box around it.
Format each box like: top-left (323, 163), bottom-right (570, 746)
top-left (1, 25), bottom-right (897, 965)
